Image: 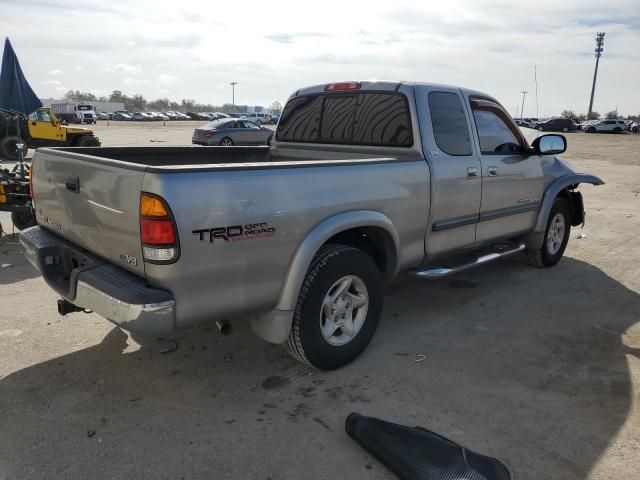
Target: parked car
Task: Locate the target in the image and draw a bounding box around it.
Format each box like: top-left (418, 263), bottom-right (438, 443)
top-left (583, 119), bottom-right (627, 133)
top-left (96, 112), bottom-right (110, 120)
top-left (630, 122), bottom-right (639, 133)
top-left (22, 80), bottom-right (604, 370)
top-left (515, 119), bottom-right (533, 128)
top-left (112, 113), bottom-right (133, 121)
top-left (148, 112), bottom-right (170, 121)
top-left (536, 118), bottom-right (577, 132)
top-left (192, 119), bottom-right (273, 146)
top-left (269, 114), bottom-right (280, 125)
top-left (228, 113), bottom-right (246, 118)
top-left (245, 112), bottom-right (271, 125)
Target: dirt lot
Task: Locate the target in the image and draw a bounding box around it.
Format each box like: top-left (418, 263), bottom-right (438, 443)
top-left (1, 124), bottom-right (639, 480)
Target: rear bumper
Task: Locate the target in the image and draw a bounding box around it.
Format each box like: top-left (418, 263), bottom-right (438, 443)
top-left (20, 226), bottom-right (175, 334)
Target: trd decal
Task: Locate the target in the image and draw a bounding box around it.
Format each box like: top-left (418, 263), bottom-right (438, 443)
top-left (193, 222), bottom-right (276, 243)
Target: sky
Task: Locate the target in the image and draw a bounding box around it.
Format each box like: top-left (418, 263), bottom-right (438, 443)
top-left (1, 0), bottom-right (639, 116)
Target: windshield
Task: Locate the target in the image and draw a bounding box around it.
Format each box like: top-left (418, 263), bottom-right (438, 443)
top-left (205, 119), bottom-right (234, 129)
top-left (77, 105), bottom-right (93, 111)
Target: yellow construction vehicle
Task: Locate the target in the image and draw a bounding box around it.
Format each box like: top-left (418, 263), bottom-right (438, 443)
top-left (0, 106), bottom-right (100, 161)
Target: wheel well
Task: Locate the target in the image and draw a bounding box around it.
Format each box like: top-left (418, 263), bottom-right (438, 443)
top-left (556, 187), bottom-right (584, 226)
top-left (323, 227), bottom-right (397, 280)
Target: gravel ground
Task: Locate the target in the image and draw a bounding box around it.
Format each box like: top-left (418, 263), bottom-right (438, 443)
top-left (1, 124), bottom-right (639, 480)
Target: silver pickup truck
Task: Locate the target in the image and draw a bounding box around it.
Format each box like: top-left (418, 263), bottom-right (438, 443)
top-left (21, 81), bottom-right (603, 370)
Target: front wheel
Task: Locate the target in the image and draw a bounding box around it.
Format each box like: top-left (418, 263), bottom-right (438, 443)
top-left (0, 136), bottom-right (28, 161)
top-left (587, 127), bottom-right (596, 133)
top-left (266, 135), bottom-right (273, 146)
top-left (613, 127), bottom-right (621, 134)
top-left (285, 244), bottom-right (383, 370)
top-left (524, 197), bottom-right (571, 268)
top-left (11, 210), bottom-right (36, 231)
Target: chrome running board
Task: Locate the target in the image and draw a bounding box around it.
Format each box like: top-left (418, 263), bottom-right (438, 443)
top-left (413, 243), bottom-right (525, 279)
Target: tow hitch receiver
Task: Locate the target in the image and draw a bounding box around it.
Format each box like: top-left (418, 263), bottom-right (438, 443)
top-left (57, 299), bottom-right (83, 316)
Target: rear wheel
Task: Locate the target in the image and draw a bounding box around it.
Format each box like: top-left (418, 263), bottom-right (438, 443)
top-left (266, 135), bottom-right (273, 146)
top-left (219, 137), bottom-right (233, 146)
top-left (562, 127), bottom-right (569, 132)
top-left (285, 244), bottom-right (383, 370)
top-left (11, 210), bottom-right (36, 231)
top-left (587, 127), bottom-right (596, 133)
top-left (76, 135), bottom-right (101, 147)
top-left (0, 136), bottom-right (28, 161)
top-left (524, 197), bottom-right (571, 268)
top-left (537, 126), bottom-right (544, 131)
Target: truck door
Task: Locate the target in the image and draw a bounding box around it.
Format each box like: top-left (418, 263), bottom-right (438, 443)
top-left (417, 86), bottom-right (482, 257)
top-left (28, 109), bottom-right (66, 144)
top-left (465, 96), bottom-right (543, 243)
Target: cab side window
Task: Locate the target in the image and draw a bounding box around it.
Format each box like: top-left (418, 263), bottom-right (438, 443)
top-left (428, 91), bottom-right (472, 156)
top-left (471, 107), bottom-right (524, 155)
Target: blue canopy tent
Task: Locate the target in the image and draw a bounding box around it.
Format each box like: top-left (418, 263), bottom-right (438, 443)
top-left (0, 37), bottom-right (42, 116)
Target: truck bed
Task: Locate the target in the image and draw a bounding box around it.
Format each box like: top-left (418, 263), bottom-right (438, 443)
top-left (45, 146), bottom-right (411, 171)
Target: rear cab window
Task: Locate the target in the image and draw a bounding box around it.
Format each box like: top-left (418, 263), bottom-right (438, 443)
top-left (276, 92), bottom-right (413, 147)
top-left (427, 91), bottom-right (472, 156)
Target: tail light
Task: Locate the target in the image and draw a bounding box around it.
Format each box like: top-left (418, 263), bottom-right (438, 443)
top-left (324, 82), bottom-right (361, 92)
top-left (140, 192), bottom-right (180, 264)
top-left (204, 130), bottom-right (218, 137)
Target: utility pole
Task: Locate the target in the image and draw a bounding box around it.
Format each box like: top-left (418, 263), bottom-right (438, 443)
top-left (588, 32), bottom-right (605, 119)
top-left (520, 91), bottom-right (528, 119)
top-left (534, 65), bottom-right (539, 120)
top-left (229, 81), bottom-right (238, 108)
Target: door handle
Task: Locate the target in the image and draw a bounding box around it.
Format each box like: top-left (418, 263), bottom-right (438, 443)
top-left (488, 166), bottom-right (498, 177)
top-left (467, 167), bottom-right (479, 179)
top-left (65, 175), bottom-right (80, 193)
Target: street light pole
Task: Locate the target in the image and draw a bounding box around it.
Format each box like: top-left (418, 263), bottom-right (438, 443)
top-left (520, 91), bottom-right (528, 120)
top-left (588, 33), bottom-right (605, 119)
top-left (229, 82), bottom-right (238, 108)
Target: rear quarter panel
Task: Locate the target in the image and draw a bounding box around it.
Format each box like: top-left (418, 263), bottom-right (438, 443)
top-left (142, 160), bottom-right (429, 328)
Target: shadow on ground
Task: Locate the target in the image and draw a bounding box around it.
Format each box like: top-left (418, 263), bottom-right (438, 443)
top-left (0, 234), bottom-right (39, 285)
top-left (0, 256), bottom-right (638, 479)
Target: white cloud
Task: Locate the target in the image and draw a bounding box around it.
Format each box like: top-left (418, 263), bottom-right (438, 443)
top-left (74, 66), bottom-right (85, 72)
top-left (5, 0), bottom-right (639, 114)
top-left (55, 86), bottom-right (68, 92)
top-left (44, 80), bottom-right (62, 85)
top-left (113, 63), bottom-right (142, 73)
top-left (157, 73), bottom-right (179, 84)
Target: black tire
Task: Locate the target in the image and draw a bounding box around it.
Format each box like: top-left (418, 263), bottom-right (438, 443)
top-left (266, 135), bottom-right (273, 146)
top-left (286, 244), bottom-right (383, 370)
top-left (562, 127), bottom-right (569, 132)
top-left (537, 126), bottom-right (544, 131)
top-left (587, 127), bottom-right (596, 133)
top-left (11, 210), bottom-right (36, 231)
top-left (219, 137), bottom-right (234, 146)
top-left (613, 127), bottom-right (621, 133)
top-left (76, 135), bottom-right (101, 147)
top-left (525, 198), bottom-right (571, 268)
top-left (0, 136), bottom-right (28, 161)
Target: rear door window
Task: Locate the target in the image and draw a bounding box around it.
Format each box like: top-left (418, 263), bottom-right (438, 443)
top-left (277, 92), bottom-right (413, 147)
top-left (427, 91), bottom-right (472, 156)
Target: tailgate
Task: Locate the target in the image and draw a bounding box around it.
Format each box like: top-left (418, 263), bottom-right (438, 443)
top-left (32, 149), bottom-right (146, 276)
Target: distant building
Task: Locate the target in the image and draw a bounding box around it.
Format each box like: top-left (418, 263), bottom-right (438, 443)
top-left (39, 98), bottom-right (125, 113)
top-left (234, 105), bottom-right (264, 114)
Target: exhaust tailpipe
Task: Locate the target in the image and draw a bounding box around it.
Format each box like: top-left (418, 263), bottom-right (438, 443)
top-left (216, 319), bottom-right (232, 335)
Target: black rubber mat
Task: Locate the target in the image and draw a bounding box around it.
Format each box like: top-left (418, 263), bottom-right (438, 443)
top-left (345, 413), bottom-right (513, 480)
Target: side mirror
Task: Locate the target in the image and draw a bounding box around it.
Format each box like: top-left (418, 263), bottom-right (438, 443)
top-left (532, 134), bottom-right (566, 156)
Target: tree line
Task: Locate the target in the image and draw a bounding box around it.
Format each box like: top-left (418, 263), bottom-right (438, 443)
top-left (559, 109), bottom-right (635, 121)
top-left (62, 90), bottom-right (282, 114)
